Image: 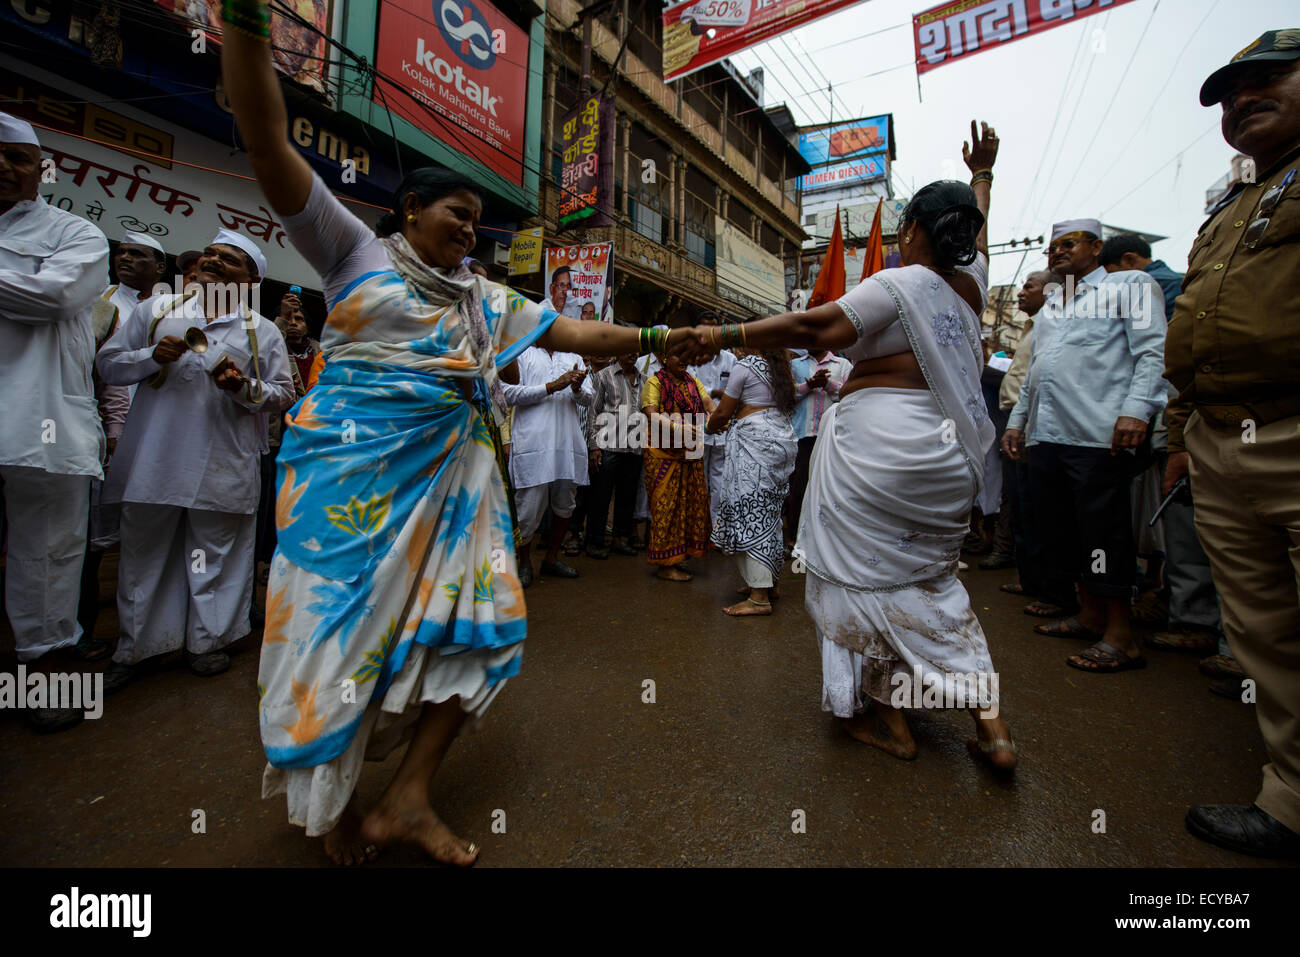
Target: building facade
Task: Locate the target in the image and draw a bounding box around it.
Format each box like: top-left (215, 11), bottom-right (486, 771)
top-left (520, 0), bottom-right (810, 328)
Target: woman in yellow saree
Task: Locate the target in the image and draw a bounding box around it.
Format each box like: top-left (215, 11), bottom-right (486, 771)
top-left (641, 351), bottom-right (714, 581)
top-left (221, 11), bottom-right (705, 866)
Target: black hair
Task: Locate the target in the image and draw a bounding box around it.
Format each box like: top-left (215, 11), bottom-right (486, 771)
top-left (1099, 233), bottom-right (1152, 267)
top-left (901, 181), bottom-right (983, 271)
top-left (758, 348), bottom-right (796, 416)
top-left (551, 266), bottom-right (572, 282)
top-left (375, 166), bottom-right (483, 237)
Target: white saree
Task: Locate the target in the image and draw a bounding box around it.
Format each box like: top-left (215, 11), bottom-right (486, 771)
top-left (796, 256), bottom-right (999, 715)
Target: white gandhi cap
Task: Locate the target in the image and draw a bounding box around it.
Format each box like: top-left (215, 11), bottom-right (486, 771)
top-left (1050, 218), bottom-right (1103, 242)
top-left (0, 112), bottom-right (40, 147)
top-left (210, 228), bottom-right (268, 282)
top-left (119, 232), bottom-right (165, 254)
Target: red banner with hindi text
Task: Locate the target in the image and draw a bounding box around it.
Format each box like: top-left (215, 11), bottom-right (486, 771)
top-left (663, 0), bottom-right (866, 82)
top-left (913, 0), bottom-right (1140, 76)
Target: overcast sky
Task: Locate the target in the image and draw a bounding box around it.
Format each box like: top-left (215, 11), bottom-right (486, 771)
top-left (725, 0), bottom-right (1292, 288)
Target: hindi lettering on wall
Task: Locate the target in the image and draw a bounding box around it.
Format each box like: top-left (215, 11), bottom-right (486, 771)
top-left (558, 95), bottom-right (614, 229)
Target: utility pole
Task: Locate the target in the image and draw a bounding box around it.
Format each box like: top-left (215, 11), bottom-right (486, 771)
top-left (577, 0), bottom-right (619, 97)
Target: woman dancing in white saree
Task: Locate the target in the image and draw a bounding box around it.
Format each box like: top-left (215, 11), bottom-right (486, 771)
top-left (691, 123), bottom-right (1015, 769)
top-left (220, 7), bottom-right (707, 865)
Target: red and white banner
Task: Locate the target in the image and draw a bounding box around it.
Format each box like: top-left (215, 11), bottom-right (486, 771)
top-left (913, 0), bottom-right (1139, 76)
top-left (372, 0), bottom-right (527, 185)
top-left (662, 0), bottom-right (865, 82)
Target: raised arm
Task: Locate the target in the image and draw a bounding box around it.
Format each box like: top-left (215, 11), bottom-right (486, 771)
top-left (220, 4), bottom-right (313, 216)
top-left (962, 120), bottom-right (998, 258)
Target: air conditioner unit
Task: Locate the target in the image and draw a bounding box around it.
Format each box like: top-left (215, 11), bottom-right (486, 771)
top-left (492, 241), bottom-right (511, 266)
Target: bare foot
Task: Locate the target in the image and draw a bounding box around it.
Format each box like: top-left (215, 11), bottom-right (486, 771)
top-left (842, 709), bottom-right (917, 760)
top-left (323, 801), bottom-right (379, 866)
top-left (657, 567), bottom-right (692, 582)
top-left (360, 796), bottom-right (479, 867)
top-left (723, 598), bottom-right (772, 616)
top-left (967, 713), bottom-right (1017, 772)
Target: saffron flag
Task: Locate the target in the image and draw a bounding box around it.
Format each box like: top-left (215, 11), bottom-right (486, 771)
top-left (860, 199), bottom-right (885, 282)
top-left (808, 207), bottom-right (846, 308)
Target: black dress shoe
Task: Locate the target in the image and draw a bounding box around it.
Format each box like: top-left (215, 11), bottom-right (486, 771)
top-left (539, 560), bottom-right (579, 578)
top-left (519, 565), bottom-right (533, 588)
top-left (103, 661), bottom-right (136, 695)
top-left (1186, 804), bottom-right (1300, 859)
top-left (26, 707), bottom-right (85, 734)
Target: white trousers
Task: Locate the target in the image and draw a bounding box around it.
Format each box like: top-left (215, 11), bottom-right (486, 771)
top-left (0, 466), bottom-right (90, 661)
top-left (514, 480), bottom-right (577, 543)
top-left (113, 503), bottom-right (254, 665)
top-left (737, 552), bottom-right (774, 589)
top-left (704, 443), bottom-right (726, 523)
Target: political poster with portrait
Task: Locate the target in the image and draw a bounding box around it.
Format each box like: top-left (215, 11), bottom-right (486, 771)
top-left (544, 244), bottom-right (614, 322)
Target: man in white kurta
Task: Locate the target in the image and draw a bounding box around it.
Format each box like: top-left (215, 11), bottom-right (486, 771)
top-left (0, 114), bottom-right (109, 682)
top-left (78, 234), bottom-right (170, 656)
top-left (96, 230), bottom-right (293, 689)
top-left (505, 344), bottom-right (593, 585)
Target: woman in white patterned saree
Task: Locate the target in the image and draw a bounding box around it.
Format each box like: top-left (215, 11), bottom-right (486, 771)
top-left (692, 122), bottom-right (1015, 770)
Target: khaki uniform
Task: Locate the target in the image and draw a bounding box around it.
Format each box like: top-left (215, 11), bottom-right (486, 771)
top-left (1165, 141), bottom-right (1300, 833)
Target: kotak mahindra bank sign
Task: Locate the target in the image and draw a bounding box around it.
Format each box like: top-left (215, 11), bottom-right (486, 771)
top-left (374, 0), bottom-right (527, 185)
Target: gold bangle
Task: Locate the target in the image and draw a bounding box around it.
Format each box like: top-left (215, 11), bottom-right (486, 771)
top-left (739, 323), bottom-right (747, 346)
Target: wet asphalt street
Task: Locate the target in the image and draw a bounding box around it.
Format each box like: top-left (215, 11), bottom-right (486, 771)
top-left (0, 548), bottom-right (1283, 867)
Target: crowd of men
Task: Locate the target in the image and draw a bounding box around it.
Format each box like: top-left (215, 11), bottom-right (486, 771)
top-left (1, 28), bottom-right (1298, 860)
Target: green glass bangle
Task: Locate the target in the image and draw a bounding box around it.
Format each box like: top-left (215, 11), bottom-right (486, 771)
top-left (222, 0), bottom-right (271, 39)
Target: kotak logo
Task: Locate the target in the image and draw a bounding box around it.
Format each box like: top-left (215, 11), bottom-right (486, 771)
top-left (414, 37), bottom-right (502, 116)
top-left (436, 0), bottom-right (496, 69)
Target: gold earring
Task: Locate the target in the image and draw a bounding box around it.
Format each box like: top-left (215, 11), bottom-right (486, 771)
top-left (407, 214), bottom-right (417, 222)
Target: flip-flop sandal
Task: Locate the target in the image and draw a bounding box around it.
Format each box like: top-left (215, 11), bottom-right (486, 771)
top-left (999, 583), bottom-right (1026, 595)
top-left (1067, 641), bottom-right (1148, 673)
top-left (1149, 630), bottom-right (1218, 652)
top-left (1024, 601), bottom-right (1066, 618)
top-left (1034, 617), bottom-right (1102, 640)
top-left (1198, 654), bottom-right (1244, 679)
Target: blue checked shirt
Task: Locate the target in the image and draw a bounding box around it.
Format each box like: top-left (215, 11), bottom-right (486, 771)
top-left (1007, 266), bottom-right (1172, 449)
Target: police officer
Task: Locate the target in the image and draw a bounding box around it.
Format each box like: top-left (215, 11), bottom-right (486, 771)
top-left (1167, 29), bottom-right (1300, 859)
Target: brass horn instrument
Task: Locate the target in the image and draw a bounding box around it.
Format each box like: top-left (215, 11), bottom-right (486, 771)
top-left (183, 326), bottom-right (209, 353)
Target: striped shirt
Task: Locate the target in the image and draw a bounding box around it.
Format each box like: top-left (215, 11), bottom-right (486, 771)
top-left (586, 362), bottom-right (644, 450)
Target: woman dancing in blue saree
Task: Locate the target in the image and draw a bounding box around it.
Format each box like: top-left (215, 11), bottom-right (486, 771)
top-left (221, 12), bottom-right (704, 865)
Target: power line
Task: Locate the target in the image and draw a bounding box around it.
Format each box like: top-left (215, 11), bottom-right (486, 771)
top-left (1071, 0), bottom-right (1221, 213)
top-left (1025, 10), bottom-right (1111, 231)
top-left (1050, 0), bottom-right (1164, 219)
top-left (1097, 121), bottom-right (1219, 216)
top-left (1008, 25), bottom-right (1088, 239)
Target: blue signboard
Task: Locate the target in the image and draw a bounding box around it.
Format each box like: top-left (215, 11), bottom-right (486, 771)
top-left (798, 116), bottom-right (890, 192)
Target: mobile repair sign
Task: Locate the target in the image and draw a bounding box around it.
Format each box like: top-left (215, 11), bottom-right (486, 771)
top-left (374, 0), bottom-right (527, 184)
